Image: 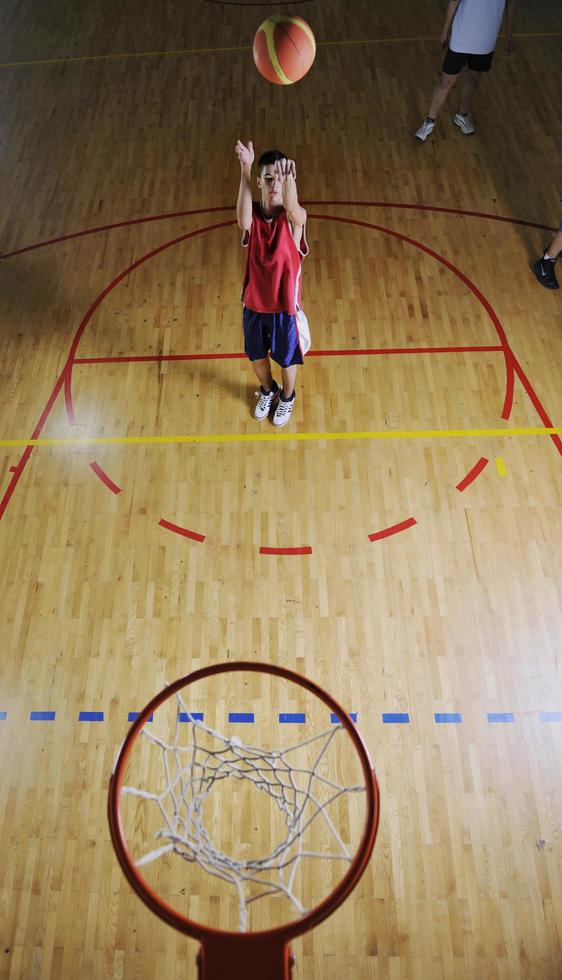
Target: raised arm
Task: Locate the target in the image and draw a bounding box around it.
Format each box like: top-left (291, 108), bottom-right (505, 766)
top-left (275, 158), bottom-right (306, 228)
top-left (235, 139), bottom-right (254, 232)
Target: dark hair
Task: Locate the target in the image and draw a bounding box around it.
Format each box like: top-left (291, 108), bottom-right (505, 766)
top-left (257, 149), bottom-right (287, 174)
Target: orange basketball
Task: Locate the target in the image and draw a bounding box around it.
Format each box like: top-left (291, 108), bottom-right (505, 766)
top-left (253, 15), bottom-right (316, 86)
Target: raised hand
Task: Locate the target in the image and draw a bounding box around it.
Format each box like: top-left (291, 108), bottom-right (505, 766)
top-left (235, 139), bottom-right (254, 168)
top-left (274, 157), bottom-right (297, 182)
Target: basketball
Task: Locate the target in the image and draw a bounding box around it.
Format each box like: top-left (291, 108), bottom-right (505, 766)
top-left (253, 15), bottom-right (316, 86)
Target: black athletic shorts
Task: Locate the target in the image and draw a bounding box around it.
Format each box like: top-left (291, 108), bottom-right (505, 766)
top-left (442, 48), bottom-right (494, 74)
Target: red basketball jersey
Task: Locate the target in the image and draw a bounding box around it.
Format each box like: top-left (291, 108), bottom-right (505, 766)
top-left (241, 202), bottom-right (309, 315)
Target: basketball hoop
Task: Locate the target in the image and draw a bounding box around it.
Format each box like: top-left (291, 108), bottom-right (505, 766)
top-left (108, 661), bottom-right (379, 979)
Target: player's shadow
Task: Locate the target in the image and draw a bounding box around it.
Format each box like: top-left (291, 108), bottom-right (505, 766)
top-left (467, 47), bottom-right (559, 266)
top-left (191, 363), bottom-right (290, 421)
top-left (191, 364), bottom-right (253, 411)
top-left (0, 252), bottom-right (73, 334)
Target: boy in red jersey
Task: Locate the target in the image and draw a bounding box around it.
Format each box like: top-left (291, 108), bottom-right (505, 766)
top-left (235, 139), bottom-right (310, 427)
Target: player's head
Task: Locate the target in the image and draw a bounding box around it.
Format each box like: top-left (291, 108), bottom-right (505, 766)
top-left (257, 149), bottom-right (287, 211)
top-left (257, 149), bottom-right (287, 175)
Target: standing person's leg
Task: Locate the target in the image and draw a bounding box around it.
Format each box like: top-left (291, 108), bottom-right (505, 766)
top-left (415, 73), bottom-right (458, 141)
top-left (281, 365), bottom-right (297, 399)
top-left (271, 313), bottom-right (302, 427)
top-left (457, 68), bottom-right (481, 114)
top-left (453, 52), bottom-right (493, 135)
top-left (453, 68), bottom-right (481, 133)
top-left (428, 73), bottom-right (459, 120)
top-left (415, 47), bottom-right (466, 141)
top-left (252, 356), bottom-right (281, 419)
top-left (533, 228), bottom-right (562, 289)
top-left (273, 365), bottom-right (297, 426)
top-left (252, 357), bottom-right (275, 391)
top-left (243, 309), bottom-right (281, 420)
top-left (544, 230), bottom-right (562, 260)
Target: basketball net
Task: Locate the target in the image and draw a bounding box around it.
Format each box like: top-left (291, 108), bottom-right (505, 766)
top-left (120, 687), bottom-right (367, 932)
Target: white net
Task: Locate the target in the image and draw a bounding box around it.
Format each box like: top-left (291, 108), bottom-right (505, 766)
top-left (121, 687), bottom-right (367, 931)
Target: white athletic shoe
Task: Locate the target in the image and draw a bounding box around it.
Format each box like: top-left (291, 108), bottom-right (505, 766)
top-left (254, 383), bottom-right (279, 421)
top-left (453, 112), bottom-right (475, 135)
top-left (415, 118), bottom-right (435, 142)
top-left (272, 394), bottom-right (295, 428)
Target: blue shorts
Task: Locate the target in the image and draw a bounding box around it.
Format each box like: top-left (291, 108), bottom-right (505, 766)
top-left (243, 307), bottom-right (306, 368)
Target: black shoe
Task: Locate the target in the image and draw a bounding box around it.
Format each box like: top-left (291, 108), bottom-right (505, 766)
top-left (533, 257), bottom-right (559, 289)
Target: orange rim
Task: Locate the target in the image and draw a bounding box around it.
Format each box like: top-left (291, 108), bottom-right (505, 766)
top-left (108, 660), bottom-right (380, 945)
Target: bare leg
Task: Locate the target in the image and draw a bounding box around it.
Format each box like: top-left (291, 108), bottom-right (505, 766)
top-left (252, 357), bottom-right (275, 390)
top-left (545, 230), bottom-right (562, 259)
top-left (458, 69), bottom-right (481, 114)
top-left (281, 365), bottom-right (297, 398)
top-left (427, 72), bottom-right (458, 119)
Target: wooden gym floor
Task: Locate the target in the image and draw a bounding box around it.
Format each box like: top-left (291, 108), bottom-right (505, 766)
top-left (0, 0), bottom-right (561, 977)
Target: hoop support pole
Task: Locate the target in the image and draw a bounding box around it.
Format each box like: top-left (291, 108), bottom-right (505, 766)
top-left (197, 935), bottom-right (293, 979)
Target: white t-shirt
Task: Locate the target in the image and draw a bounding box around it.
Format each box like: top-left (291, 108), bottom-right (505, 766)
top-left (450, 0), bottom-right (506, 55)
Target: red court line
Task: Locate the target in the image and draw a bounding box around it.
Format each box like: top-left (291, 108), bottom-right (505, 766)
top-left (456, 457), bottom-right (489, 492)
top-left (305, 201), bottom-right (558, 232)
top-left (5, 205), bottom-right (549, 462)
top-left (61, 211), bottom-right (560, 468)
top-left (310, 213), bottom-right (516, 423)
top-left (0, 367), bottom-right (70, 520)
top-left (0, 220), bottom-right (238, 519)
top-left (159, 518), bottom-right (205, 542)
top-left (74, 344), bottom-right (503, 364)
top-left (76, 352), bottom-right (247, 364)
top-left (260, 546), bottom-right (313, 556)
top-left (312, 345), bottom-right (504, 357)
top-left (510, 354), bottom-right (562, 457)
top-left (65, 216), bottom-right (515, 525)
top-left (0, 206), bottom-right (235, 260)
top-left (63, 219), bottom-right (237, 424)
top-left (1, 206), bottom-right (558, 530)
top-left (368, 517), bottom-right (417, 542)
top-left (0, 202), bottom-right (556, 260)
top-left (89, 461), bottom-right (121, 494)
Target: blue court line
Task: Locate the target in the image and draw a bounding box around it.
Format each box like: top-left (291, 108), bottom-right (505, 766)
top-left (2, 708), bottom-right (560, 726)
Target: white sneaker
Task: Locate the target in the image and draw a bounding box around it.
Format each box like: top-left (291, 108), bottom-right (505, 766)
top-left (254, 383), bottom-right (279, 421)
top-left (453, 112), bottom-right (475, 135)
top-left (272, 394), bottom-right (295, 427)
top-left (415, 118), bottom-right (435, 142)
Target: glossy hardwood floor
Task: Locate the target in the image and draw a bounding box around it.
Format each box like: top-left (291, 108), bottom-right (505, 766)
top-left (0, 1), bottom-right (561, 978)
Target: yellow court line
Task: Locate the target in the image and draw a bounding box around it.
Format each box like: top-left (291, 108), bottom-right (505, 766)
top-left (495, 457), bottom-right (507, 476)
top-left (0, 427), bottom-right (560, 448)
top-left (1, 33), bottom-right (560, 69)
top-left (0, 45), bottom-right (249, 69)
top-left (318, 32), bottom-right (561, 47)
